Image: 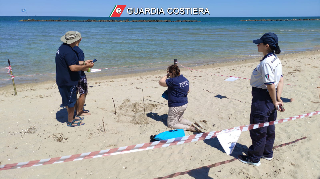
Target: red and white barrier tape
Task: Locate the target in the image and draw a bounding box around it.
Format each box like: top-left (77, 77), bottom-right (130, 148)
top-left (180, 64), bottom-right (251, 80)
top-left (0, 60), bottom-right (172, 81)
top-left (0, 110), bottom-right (318, 171)
top-left (155, 136), bottom-right (308, 179)
top-left (180, 64), bottom-right (296, 86)
top-left (5, 66), bottom-right (12, 73)
top-left (4, 66), bottom-right (14, 79)
top-left (1, 62), bottom-right (297, 86)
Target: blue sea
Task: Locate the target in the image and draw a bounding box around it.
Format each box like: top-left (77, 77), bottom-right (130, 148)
top-left (0, 16), bottom-right (319, 87)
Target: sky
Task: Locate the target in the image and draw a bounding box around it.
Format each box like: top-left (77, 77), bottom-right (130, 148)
top-left (0, 0), bottom-right (319, 17)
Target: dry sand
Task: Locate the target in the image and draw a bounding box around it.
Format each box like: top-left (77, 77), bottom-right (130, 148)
top-left (0, 50), bottom-right (320, 179)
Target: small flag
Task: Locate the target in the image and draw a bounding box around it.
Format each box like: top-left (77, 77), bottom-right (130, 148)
top-left (109, 5), bottom-right (126, 17)
top-left (217, 128), bottom-right (241, 155)
top-left (265, 74), bottom-right (269, 80)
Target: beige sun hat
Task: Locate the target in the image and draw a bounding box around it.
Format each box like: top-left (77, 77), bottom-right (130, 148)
top-left (60, 31), bottom-right (81, 44)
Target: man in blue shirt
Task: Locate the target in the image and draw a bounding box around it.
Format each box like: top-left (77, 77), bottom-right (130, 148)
top-left (55, 31), bottom-right (94, 127)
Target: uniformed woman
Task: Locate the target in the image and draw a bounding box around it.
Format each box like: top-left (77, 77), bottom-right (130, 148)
top-left (238, 32), bottom-right (284, 166)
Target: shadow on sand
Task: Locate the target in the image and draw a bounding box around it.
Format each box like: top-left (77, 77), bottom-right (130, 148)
top-left (146, 112), bottom-right (168, 126)
top-left (56, 108), bottom-right (68, 123)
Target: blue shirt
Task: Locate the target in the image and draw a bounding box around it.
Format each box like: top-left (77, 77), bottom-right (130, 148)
top-left (73, 46), bottom-right (86, 78)
top-left (55, 43), bottom-right (80, 86)
top-left (166, 75), bottom-right (189, 107)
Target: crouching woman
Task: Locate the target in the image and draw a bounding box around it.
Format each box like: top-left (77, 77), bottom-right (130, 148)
top-left (159, 64), bottom-right (202, 132)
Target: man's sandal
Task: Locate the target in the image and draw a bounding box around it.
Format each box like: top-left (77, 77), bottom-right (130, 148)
top-left (77, 110), bottom-right (91, 116)
top-left (74, 116), bottom-right (84, 122)
top-left (67, 119), bottom-right (85, 127)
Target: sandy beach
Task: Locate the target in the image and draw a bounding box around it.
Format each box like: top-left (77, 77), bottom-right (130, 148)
top-left (0, 50), bottom-right (320, 179)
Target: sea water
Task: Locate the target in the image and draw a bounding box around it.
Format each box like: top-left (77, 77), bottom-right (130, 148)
top-left (0, 16), bottom-right (319, 87)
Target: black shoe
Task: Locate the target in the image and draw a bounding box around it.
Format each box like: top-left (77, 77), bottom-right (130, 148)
top-left (238, 155), bottom-right (261, 166)
top-left (261, 156), bottom-right (273, 161)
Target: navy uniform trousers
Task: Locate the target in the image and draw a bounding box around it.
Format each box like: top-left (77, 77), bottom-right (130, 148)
top-left (248, 87), bottom-right (277, 162)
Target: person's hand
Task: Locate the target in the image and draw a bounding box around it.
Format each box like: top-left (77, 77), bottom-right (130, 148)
top-left (274, 101), bottom-right (284, 112)
top-left (166, 73), bottom-right (170, 78)
top-left (276, 98), bottom-right (285, 111)
top-left (85, 60), bottom-right (94, 68)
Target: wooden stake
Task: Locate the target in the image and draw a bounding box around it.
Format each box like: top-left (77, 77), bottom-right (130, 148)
top-left (112, 98), bottom-right (117, 115)
top-left (142, 89), bottom-right (145, 114)
top-left (102, 118), bottom-right (106, 132)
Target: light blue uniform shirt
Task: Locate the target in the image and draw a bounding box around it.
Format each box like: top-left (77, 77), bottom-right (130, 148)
top-left (250, 53), bottom-right (283, 89)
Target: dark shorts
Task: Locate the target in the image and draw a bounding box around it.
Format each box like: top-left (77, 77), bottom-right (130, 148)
top-left (77, 76), bottom-right (88, 95)
top-left (58, 85), bottom-right (78, 108)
